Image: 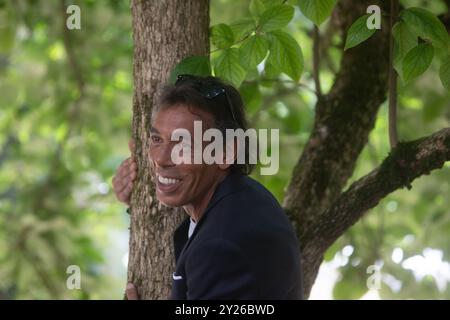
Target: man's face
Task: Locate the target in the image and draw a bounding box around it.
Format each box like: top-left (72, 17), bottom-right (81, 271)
top-left (148, 104), bottom-right (225, 208)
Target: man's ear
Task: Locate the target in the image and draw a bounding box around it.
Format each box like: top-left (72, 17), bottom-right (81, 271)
top-left (218, 138), bottom-right (237, 170)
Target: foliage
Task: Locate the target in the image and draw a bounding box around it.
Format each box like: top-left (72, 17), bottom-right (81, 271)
top-left (344, 14), bottom-right (377, 50)
top-left (344, 5), bottom-right (450, 88)
top-left (0, 0), bottom-right (132, 299)
top-left (402, 43), bottom-right (434, 83)
top-left (297, 0), bottom-right (337, 26)
top-left (178, 0), bottom-right (305, 86)
top-left (0, 0), bottom-right (449, 300)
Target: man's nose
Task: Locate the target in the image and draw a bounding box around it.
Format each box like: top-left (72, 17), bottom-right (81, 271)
top-left (152, 143), bottom-right (175, 168)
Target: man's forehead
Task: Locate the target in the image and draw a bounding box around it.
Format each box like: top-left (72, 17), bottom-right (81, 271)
top-left (151, 106), bottom-right (214, 132)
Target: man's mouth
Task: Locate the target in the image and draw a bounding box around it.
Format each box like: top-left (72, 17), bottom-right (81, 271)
top-left (157, 174), bottom-right (181, 185)
top-left (155, 173), bottom-right (182, 193)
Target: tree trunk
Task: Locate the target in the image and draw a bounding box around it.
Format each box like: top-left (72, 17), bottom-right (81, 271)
top-left (127, 0), bottom-right (209, 299)
top-left (284, 0), bottom-right (390, 297)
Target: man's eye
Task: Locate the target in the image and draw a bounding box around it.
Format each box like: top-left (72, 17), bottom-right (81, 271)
top-left (151, 136), bottom-right (162, 143)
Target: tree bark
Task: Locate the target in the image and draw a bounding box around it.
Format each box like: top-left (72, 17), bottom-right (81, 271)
top-left (127, 0), bottom-right (209, 299)
top-left (314, 127), bottom-right (450, 255)
top-left (284, 0), bottom-right (391, 297)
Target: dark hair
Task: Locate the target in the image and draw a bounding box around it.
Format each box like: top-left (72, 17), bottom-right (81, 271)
top-left (155, 75), bottom-right (255, 175)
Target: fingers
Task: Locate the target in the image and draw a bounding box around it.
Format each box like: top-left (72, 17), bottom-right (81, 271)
top-left (126, 283), bottom-right (139, 300)
top-left (113, 176), bottom-right (134, 201)
top-left (112, 171), bottom-right (129, 194)
top-left (116, 159), bottom-right (136, 183)
top-left (112, 158), bottom-right (137, 204)
top-left (116, 181), bottom-right (134, 204)
top-left (119, 158), bottom-right (137, 179)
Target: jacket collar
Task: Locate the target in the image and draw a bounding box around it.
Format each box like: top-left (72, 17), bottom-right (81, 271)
top-left (173, 173), bottom-right (247, 262)
top-left (202, 172), bottom-right (247, 217)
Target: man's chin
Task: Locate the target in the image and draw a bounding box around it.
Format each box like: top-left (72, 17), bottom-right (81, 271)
top-left (156, 195), bottom-right (184, 208)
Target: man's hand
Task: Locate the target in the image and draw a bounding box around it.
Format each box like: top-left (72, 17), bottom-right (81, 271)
top-left (126, 283), bottom-right (139, 300)
top-left (112, 140), bottom-right (137, 206)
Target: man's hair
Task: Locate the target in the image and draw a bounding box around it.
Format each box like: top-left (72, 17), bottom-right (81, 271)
top-left (155, 75), bottom-right (255, 175)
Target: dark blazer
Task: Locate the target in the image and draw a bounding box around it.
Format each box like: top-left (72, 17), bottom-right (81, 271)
top-left (170, 173), bottom-right (303, 300)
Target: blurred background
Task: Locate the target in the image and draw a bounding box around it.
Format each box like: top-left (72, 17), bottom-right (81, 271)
top-left (0, 0), bottom-right (449, 299)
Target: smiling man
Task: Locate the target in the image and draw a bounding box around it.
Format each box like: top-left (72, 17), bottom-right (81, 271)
top-left (112, 75), bottom-right (302, 300)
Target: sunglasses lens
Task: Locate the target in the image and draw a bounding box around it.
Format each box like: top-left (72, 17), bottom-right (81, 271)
top-left (176, 75), bottom-right (223, 99)
top-left (201, 87), bottom-right (225, 99)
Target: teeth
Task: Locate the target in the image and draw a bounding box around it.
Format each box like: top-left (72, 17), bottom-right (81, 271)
top-left (157, 175), bottom-right (180, 185)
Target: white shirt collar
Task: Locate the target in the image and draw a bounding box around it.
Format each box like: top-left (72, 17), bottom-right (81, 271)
top-left (188, 218), bottom-right (197, 238)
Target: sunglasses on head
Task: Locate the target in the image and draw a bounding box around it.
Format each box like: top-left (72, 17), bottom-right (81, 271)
top-left (175, 74), bottom-right (237, 123)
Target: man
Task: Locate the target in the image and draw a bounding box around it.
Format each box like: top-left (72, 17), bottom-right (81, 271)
top-left (112, 75), bottom-right (302, 299)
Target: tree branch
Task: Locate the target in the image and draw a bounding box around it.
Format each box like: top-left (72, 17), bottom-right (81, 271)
top-left (388, 0), bottom-right (399, 148)
top-left (313, 25), bottom-right (322, 97)
top-left (283, 0), bottom-right (391, 296)
top-left (318, 13), bottom-right (339, 75)
top-left (314, 127), bottom-right (450, 253)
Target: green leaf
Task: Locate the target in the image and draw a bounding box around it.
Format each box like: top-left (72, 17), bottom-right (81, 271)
top-left (214, 48), bottom-right (247, 87)
top-left (392, 21), bottom-right (418, 76)
top-left (344, 14), bottom-right (377, 50)
top-left (298, 0), bottom-right (337, 26)
top-left (169, 56), bottom-right (211, 84)
top-left (239, 35), bottom-right (269, 69)
top-left (261, 0), bottom-right (286, 7)
top-left (229, 18), bottom-right (256, 41)
top-left (249, 0), bottom-right (266, 18)
top-left (267, 30), bottom-right (304, 81)
top-left (401, 7), bottom-right (449, 50)
top-left (230, 18), bottom-right (256, 41)
top-left (240, 81), bottom-right (262, 113)
top-left (259, 5), bottom-right (295, 32)
top-left (263, 61), bottom-right (281, 79)
top-left (402, 43), bottom-right (434, 82)
top-left (439, 55), bottom-right (450, 90)
top-left (245, 68), bottom-right (260, 81)
top-left (393, 21), bottom-right (418, 60)
top-left (210, 23), bottom-right (235, 49)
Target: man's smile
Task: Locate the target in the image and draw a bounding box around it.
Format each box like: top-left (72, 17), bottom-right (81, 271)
top-left (155, 173), bottom-right (183, 193)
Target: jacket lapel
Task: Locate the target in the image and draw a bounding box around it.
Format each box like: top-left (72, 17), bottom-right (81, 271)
top-left (173, 173), bottom-right (247, 265)
top-left (173, 217), bottom-right (190, 263)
